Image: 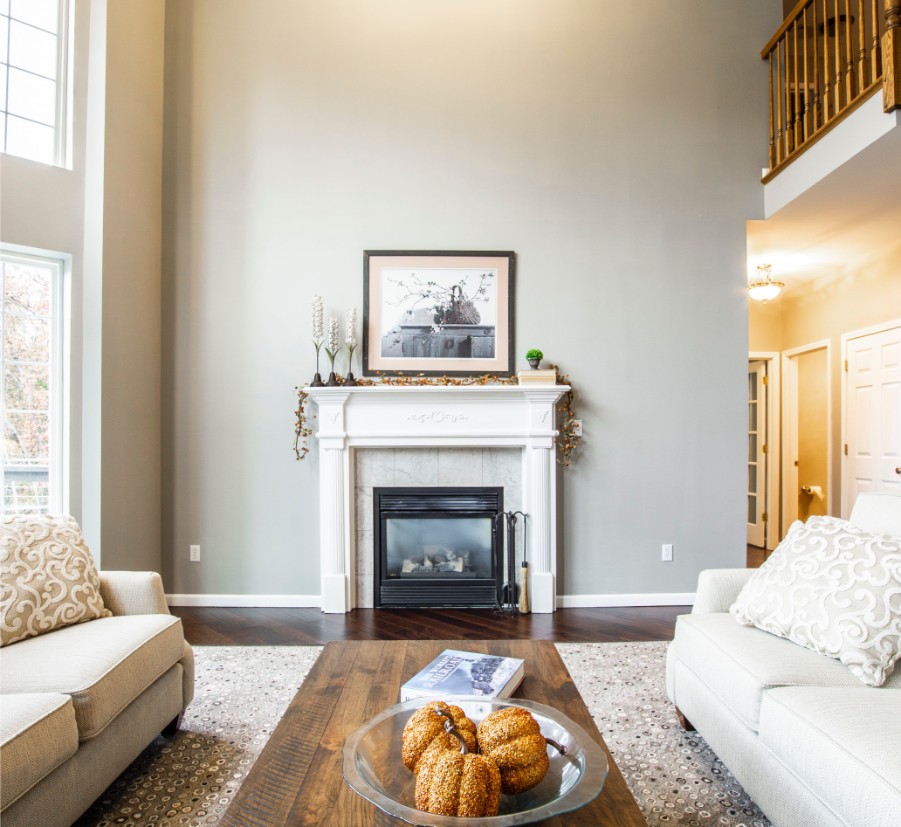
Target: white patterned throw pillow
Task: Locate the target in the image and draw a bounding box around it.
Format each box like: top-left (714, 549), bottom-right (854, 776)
top-left (731, 515), bottom-right (901, 687)
top-left (1, 514), bottom-right (112, 647)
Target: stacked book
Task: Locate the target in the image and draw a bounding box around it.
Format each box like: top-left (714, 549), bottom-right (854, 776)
top-left (400, 649), bottom-right (525, 702)
top-left (517, 369), bottom-right (557, 385)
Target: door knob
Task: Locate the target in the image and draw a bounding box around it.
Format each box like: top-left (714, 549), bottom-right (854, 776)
top-left (896, 467), bottom-right (901, 475)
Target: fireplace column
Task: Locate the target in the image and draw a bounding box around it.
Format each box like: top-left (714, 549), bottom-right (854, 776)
top-left (526, 391), bottom-right (561, 613)
top-left (316, 391), bottom-right (351, 613)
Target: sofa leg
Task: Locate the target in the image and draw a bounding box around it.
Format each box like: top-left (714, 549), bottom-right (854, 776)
top-left (675, 707), bottom-right (695, 731)
top-left (162, 714), bottom-right (182, 738)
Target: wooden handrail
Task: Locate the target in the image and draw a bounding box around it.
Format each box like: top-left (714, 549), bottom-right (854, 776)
top-left (761, 0), bottom-right (900, 178)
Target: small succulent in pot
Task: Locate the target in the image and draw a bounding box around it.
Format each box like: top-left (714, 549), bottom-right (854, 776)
top-left (526, 348), bottom-right (544, 369)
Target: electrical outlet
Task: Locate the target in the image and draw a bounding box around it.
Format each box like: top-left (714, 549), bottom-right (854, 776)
top-left (190, 544), bottom-right (201, 562)
top-left (572, 420), bottom-right (583, 437)
top-left (661, 543), bottom-right (673, 562)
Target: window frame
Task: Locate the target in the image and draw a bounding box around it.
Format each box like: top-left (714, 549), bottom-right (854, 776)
top-left (1, 0), bottom-right (73, 167)
top-left (1, 244), bottom-right (70, 514)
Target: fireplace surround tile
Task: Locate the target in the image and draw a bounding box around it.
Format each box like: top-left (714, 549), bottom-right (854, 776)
top-left (356, 448), bottom-right (395, 487)
top-left (437, 447), bottom-right (484, 487)
top-left (395, 448), bottom-right (439, 486)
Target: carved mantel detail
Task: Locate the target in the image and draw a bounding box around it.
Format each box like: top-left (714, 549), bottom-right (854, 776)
top-left (407, 411), bottom-right (469, 424)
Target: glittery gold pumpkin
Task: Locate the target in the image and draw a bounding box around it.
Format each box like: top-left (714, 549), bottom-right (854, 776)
top-left (476, 707), bottom-right (553, 795)
top-left (414, 749), bottom-right (501, 817)
top-left (401, 701), bottom-right (477, 774)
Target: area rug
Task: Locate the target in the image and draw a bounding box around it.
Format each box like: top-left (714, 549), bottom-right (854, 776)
top-left (73, 643), bottom-right (771, 827)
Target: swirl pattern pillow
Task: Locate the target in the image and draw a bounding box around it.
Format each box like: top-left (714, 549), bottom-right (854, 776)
top-left (1, 514), bottom-right (112, 647)
top-left (731, 515), bottom-right (901, 687)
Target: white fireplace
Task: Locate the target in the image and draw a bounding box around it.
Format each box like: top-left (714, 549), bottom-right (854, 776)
top-left (305, 384), bottom-right (568, 613)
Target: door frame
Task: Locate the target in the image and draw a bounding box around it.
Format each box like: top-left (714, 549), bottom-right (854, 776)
top-left (749, 351), bottom-right (781, 549)
top-left (840, 318), bottom-right (901, 518)
top-left (782, 340), bottom-right (832, 527)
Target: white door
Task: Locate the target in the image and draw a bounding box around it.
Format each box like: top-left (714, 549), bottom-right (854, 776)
top-left (748, 360), bottom-right (767, 546)
top-left (844, 323), bottom-right (901, 514)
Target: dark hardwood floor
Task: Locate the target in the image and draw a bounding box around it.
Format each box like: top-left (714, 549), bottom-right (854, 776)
top-left (172, 547), bottom-right (765, 646)
top-left (172, 605), bottom-right (688, 646)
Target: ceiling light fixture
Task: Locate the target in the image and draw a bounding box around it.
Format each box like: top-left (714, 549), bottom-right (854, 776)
top-left (748, 264), bottom-right (783, 302)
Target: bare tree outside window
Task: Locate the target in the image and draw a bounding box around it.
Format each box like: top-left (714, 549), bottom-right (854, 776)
top-left (1, 252), bottom-right (64, 514)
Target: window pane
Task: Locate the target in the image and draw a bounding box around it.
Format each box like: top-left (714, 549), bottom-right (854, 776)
top-left (0, 65), bottom-right (7, 111)
top-left (2, 248), bottom-right (64, 516)
top-left (7, 67), bottom-right (56, 124)
top-left (4, 412), bottom-right (50, 461)
top-left (4, 262), bottom-right (52, 315)
top-left (0, 0), bottom-right (9, 15)
top-left (9, 19), bottom-right (58, 79)
top-left (4, 115), bottom-right (54, 163)
top-left (3, 314), bottom-right (50, 362)
top-left (10, 0), bottom-right (58, 34)
top-left (4, 479), bottom-right (50, 514)
top-left (5, 363), bottom-right (50, 411)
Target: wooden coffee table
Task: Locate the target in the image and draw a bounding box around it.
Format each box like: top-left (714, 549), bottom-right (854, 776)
top-left (222, 639), bottom-right (646, 826)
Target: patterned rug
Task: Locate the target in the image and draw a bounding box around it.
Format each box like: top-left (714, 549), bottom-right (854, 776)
top-left (74, 642), bottom-right (771, 827)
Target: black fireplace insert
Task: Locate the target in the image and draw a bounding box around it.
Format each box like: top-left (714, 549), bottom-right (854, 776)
top-left (373, 487), bottom-right (503, 608)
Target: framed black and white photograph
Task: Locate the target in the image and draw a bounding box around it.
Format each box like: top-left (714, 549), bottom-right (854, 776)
top-left (363, 250), bottom-right (515, 376)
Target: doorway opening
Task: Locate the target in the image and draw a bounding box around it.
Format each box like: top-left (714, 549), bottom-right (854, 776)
top-left (782, 341), bottom-right (832, 527)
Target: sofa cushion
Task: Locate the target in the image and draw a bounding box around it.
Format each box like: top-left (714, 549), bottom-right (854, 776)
top-left (0, 692), bottom-right (78, 810)
top-left (1, 514), bottom-right (111, 647)
top-left (0, 614), bottom-right (184, 740)
top-left (759, 686), bottom-right (901, 827)
top-left (731, 515), bottom-right (901, 687)
top-left (672, 613), bottom-right (901, 731)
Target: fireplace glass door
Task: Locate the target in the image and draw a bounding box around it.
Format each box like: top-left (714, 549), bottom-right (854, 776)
top-left (374, 487), bottom-right (502, 608)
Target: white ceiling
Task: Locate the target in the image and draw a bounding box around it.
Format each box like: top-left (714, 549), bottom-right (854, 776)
top-left (747, 122), bottom-right (901, 296)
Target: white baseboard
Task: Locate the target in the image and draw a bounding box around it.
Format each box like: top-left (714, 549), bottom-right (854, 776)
top-left (167, 593), bottom-right (693, 609)
top-left (166, 594), bottom-right (322, 608)
top-left (557, 592), bottom-right (695, 608)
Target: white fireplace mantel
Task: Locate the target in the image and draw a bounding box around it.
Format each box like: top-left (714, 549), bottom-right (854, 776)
top-left (306, 384), bottom-right (569, 613)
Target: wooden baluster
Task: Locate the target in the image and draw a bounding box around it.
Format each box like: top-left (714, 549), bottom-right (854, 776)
top-left (858, 0), bottom-right (869, 87)
top-left (845, 0), bottom-right (856, 98)
top-left (886, 0), bottom-right (901, 111)
top-left (872, 0), bottom-right (883, 78)
top-left (824, 0), bottom-right (834, 118)
top-left (780, 38), bottom-right (788, 160)
top-left (834, 0), bottom-right (843, 111)
top-left (792, 20), bottom-right (800, 149)
top-left (768, 52), bottom-right (777, 170)
top-left (814, 0), bottom-right (822, 128)
top-left (803, 4), bottom-right (811, 142)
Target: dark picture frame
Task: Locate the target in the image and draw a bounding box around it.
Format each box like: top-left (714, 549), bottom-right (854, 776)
top-left (363, 250), bottom-right (515, 377)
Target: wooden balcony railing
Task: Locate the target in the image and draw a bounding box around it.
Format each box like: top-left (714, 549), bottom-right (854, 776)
top-left (762, 0), bottom-right (901, 180)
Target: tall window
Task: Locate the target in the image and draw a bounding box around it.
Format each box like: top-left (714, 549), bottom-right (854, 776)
top-left (1, 248), bottom-right (67, 514)
top-left (1, 0), bottom-right (71, 166)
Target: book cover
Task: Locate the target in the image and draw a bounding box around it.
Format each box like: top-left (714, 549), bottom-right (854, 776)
top-left (400, 649), bottom-right (525, 702)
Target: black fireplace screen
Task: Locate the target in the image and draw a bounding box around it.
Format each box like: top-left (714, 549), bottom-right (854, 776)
top-left (374, 487), bottom-right (502, 608)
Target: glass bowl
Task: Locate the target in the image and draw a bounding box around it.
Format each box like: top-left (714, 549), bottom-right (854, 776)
top-left (342, 696), bottom-right (608, 826)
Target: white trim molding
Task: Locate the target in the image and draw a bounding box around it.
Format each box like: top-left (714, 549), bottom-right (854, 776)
top-left (558, 593), bottom-right (695, 608)
top-left (166, 594), bottom-right (322, 608)
top-left (165, 593), bottom-right (693, 609)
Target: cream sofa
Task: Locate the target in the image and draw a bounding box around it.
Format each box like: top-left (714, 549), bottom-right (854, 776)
top-left (666, 492), bottom-right (901, 827)
top-left (0, 571), bottom-right (194, 827)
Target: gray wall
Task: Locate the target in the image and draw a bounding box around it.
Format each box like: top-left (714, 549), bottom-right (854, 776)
top-left (161, 0), bottom-right (780, 599)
